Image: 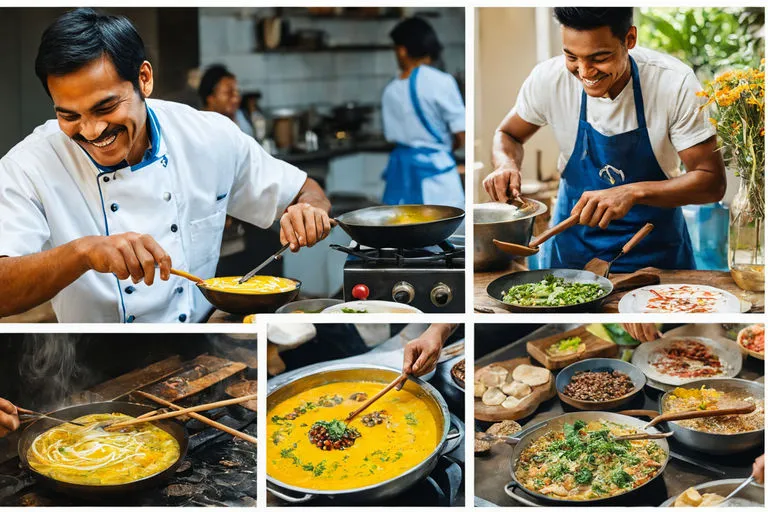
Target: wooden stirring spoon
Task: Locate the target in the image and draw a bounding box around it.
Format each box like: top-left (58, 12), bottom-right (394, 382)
top-left (170, 268), bottom-right (204, 284)
top-left (493, 213), bottom-right (580, 257)
top-left (346, 373), bottom-right (408, 423)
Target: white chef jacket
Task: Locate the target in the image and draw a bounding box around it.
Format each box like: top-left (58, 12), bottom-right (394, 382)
top-left (512, 46), bottom-right (715, 178)
top-left (0, 99), bottom-right (307, 323)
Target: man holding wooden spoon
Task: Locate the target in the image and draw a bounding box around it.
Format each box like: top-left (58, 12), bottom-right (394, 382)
top-left (0, 399), bottom-right (19, 438)
top-left (0, 9), bottom-right (332, 322)
top-left (483, 8), bottom-right (725, 272)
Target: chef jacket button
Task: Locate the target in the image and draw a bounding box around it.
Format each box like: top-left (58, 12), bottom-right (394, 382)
top-left (127, 315), bottom-right (136, 323)
top-left (110, 202), bottom-right (119, 212)
top-left (163, 192), bottom-right (172, 201)
top-left (125, 285), bottom-right (135, 294)
top-left (103, 176), bottom-right (110, 183)
top-left (171, 224), bottom-right (178, 233)
top-left (176, 286), bottom-right (184, 294)
top-left (178, 313), bottom-right (187, 322)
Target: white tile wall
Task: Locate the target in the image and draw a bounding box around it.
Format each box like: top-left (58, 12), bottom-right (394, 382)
top-left (199, 7), bottom-right (466, 119)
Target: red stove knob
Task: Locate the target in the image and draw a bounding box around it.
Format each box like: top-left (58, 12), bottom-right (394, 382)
top-left (351, 284), bottom-right (369, 300)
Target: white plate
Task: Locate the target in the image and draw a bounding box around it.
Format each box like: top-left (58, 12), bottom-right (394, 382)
top-left (618, 284), bottom-right (740, 313)
top-left (321, 300), bottom-right (423, 314)
top-left (631, 335), bottom-right (743, 386)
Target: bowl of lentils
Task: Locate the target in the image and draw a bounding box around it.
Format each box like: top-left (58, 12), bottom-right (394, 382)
top-left (556, 358), bottom-right (647, 410)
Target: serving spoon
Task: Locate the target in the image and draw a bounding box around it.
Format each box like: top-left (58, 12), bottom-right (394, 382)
top-left (345, 372), bottom-right (408, 423)
top-left (493, 213), bottom-right (579, 257)
top-left (718, 475), bottom-right (755, 506)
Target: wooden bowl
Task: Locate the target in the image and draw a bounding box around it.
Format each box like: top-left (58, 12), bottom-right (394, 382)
top-left (556, 358), bottom-right (646, 411)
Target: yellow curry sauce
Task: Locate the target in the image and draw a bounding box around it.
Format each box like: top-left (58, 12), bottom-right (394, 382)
top-left (267, 382), bottom-right (441, 490)
top-left (202, 276), bottom-right (297, 295)
top-left (27, 413), bottom-right (180, 486)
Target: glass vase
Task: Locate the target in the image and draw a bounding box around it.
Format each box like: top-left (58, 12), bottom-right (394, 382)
top-left (728, 178), bottom-right (765, 291)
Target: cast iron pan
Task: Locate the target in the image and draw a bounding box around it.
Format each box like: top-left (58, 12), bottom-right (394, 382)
top-left (486, 268), bottom-right (614, 313)
top-left (18, 401), bottom-right (189, 498)
top-left (335, 205), bottom-right (465, 248)
top-left (198, 279), bottom-right (301, 315)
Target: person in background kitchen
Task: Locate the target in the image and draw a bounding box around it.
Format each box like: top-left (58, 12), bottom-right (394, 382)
top-left (483, 7), bottom-right (726, 272)
top-left (0, 8), bottom-right (332, 322)
top-left (381, 17), bottom-right (465, 209)
top-left (198, 64), bottom-right (255, 137)
top-left (0, 398), bottom-right (19, 438)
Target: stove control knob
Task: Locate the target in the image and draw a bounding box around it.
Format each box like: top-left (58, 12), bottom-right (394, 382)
top-left (430, 283), bottom-right (453, 307)
top-left (392, 281), bottom-right (415, 304)
top-left (351, 284), bottom-right (369, 300)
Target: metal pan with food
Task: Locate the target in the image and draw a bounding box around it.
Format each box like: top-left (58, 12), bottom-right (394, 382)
top-left (18, 401), bottom-right (189, 498)
top-left (197, 275), bottom-right (302, 315)
top-left (486, 269), bottom-right (614, 313)
top-left (474, 200), bottom-right (547, 271)
top-left (334, 205), bottom-right (465, 249)
top-left (657, 378), bottom-right (765, 455)
top-left (266, 364), bottom-right (462, 503)
top-left (661, 478), bottom-right (765, 507)
top-left (500, 411), bottom-right (670, 505)
top-left (556, 358), bottom-right (647, 411)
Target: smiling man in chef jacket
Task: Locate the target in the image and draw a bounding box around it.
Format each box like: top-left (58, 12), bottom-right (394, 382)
top-left (483, 7), bottom-right (726, 272)
top-left (0, 9), bottom-right (332, 323)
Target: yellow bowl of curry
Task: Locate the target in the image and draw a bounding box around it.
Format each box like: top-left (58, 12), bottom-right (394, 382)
top-left (26, 413), bottom-right (181, 486)
top-left (267, 368), bottom-right (448, 495)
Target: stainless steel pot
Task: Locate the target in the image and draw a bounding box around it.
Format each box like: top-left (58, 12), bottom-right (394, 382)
top-left (474, 200), bottom-right (547, 271)
top-left (659, 378), bottom-right (764, 455)
top-left (265, 364), bottom-right (463, 503)
top-left (503, 411), bottom-right (670, 506)
top-left (660, 478), bottom-right (765, 507)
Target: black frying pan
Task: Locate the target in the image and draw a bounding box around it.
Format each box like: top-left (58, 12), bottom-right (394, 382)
top-left (486, 268), bottom-right (614, 313)
top-left (197, 279), bottom-right (301, 315)
top-left (335, 205), bottom-right (465, 248)
top-left (18, 401), bottom-right (189, 498)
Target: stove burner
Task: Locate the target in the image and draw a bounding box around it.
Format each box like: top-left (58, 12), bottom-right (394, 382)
top-left (330, 242), bottom-right (465, 268)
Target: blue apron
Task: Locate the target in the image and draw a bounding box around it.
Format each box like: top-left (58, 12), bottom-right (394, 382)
top-left (543, 56), bottom-right (695, 272)
top-left (382, 66), bottom-right (457, 205)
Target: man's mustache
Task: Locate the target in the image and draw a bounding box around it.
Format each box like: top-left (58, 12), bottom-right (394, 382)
top-left (73, 126), bottom-right (125, 144)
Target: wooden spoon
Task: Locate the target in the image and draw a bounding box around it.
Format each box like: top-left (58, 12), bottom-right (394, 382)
top-left (170, 268), bottom-right (204, 284)
top-left (493, 213), bottom-right (579, 257)
top-left (345, 373), bottom-right (408, 423)
top-left (645, 402), bottom-right (757, 428)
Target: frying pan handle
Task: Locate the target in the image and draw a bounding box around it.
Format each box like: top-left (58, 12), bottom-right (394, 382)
top-left (529, 214), bottom-right (579, 249)
top-left (266, 482), bottom-right (314, 503)
top-left (622, 223), bottom-right (654, 254)
top-left (440, 412), bottom-right (465, 455)
top-left (504, 481), bottom-right (541, 507)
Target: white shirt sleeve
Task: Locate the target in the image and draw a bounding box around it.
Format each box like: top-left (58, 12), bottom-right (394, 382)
top-left (381, 83), bottom-right (396, 143)
top-left (224, 120), bottom-right (307, 228)
top-left (512, 62), bottom-right (551, 127)
top-left (0, 157), bottom-right (51, 257)
top-left (436, 75), bottom-right (466, 133)
top-left (668, 70), bottom-right (716, 152)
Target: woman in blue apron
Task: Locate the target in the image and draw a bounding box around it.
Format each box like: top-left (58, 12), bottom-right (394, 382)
top-left (380, 17), bottom-right (465, 209)
top-left (542, 56), bottom-right (695, 272)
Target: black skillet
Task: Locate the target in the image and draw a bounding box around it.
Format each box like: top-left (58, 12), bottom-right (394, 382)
top-left (18, 401), bottom-right (189, 498)
top-left (334, 204), bottom-right (465, 248)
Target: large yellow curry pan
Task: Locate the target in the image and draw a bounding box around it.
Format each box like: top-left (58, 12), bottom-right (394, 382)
top-left (197, 278), bottom-right (301, 315)
top-left (504, 411), bottom-right (670, 506)
top-left (17, 401), bottom-right (189, 498)
top-left (265, 364), bottom-right (463, 503)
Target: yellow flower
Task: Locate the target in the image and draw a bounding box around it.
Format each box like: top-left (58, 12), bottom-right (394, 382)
top-left (709, 117), bottom-right (718, 127)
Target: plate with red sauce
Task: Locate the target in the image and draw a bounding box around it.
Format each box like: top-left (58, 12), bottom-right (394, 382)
top-left (617, 284), bottom-right (740, 313)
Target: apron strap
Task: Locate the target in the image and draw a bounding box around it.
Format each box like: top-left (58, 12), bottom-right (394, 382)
top-left (409, 66), bottom-right (444, 144)
top-left (578, 55), bottom-right (646, 129)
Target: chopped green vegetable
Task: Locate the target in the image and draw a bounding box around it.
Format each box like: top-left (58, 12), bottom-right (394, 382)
top-left (548, 336), bottom-right (583, 354)
top-left (405, 412), bottom-right (418, 426)
top-left (341, 307), bottom-right (368, 313)
top-left (611, 469), bottom-right (634, 488)
top-left (502, 274), bottom-right (606, 307)
top-left (311, 419), bottom-right (357, 441)
top-left (575, 468), bottom-right (593, 484)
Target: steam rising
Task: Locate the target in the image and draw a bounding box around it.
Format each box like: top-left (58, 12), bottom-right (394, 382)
top-left (18, 334), bottom-right (82, 408)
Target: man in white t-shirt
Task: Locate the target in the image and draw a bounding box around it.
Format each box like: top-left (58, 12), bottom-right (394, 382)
top-left (483, 8), bottom-right (726, 271)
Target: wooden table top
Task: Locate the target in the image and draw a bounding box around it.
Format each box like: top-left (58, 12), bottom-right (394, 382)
top-left (475, 265), bottom-right (765, 313)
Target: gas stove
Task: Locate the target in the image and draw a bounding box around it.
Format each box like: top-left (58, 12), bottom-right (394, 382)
top-left (331, 237), bottom-right (465, 313)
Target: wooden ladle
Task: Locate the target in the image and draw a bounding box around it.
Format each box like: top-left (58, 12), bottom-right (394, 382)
top-left (493, 213), bottom-right (580, 257)
top-left (621, 401), bottom-right (757, 430)
top-left (345, 373), bottom-right (408, 423)
top-left (170, 268), bottom-right (204, 284)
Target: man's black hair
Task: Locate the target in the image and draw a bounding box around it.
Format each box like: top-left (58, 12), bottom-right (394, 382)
top-left (553, 8), bottom-right (634, 40)
top-left (35, 8), bottom-right (147, 97)
top-left (198, 64), bottom-right (235, 105)
top-left (389, 17), bottom-right (443, 61)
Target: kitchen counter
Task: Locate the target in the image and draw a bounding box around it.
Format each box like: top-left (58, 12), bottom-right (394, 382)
top-left (273, 141), bottom-right (395, 166)
top-left (474, 323), bottom-right (765, 507)
top-left (474, 265), bottom-right (765, 313)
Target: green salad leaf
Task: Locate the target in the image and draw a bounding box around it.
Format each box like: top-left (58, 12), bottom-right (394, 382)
top-left (501, 274), bottom-right (605, 307)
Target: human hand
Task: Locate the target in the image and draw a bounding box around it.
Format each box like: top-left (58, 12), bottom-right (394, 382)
top-left (572, 185), bottom-right (639, 229)
top-left (280, 203), bottom-right (332, 252)
top-left (0, 398), bottom-right (19, 438)
top-left (483, 165), bottom-right (522, 203)
top-left (622, 323), bottom-right (661, 342)
top-left (75, 233), bottom-right (171, 285)
top-left (402, 331), bottom-right (444, 378)
top-left (753, 454), bottom-right (765, 484)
